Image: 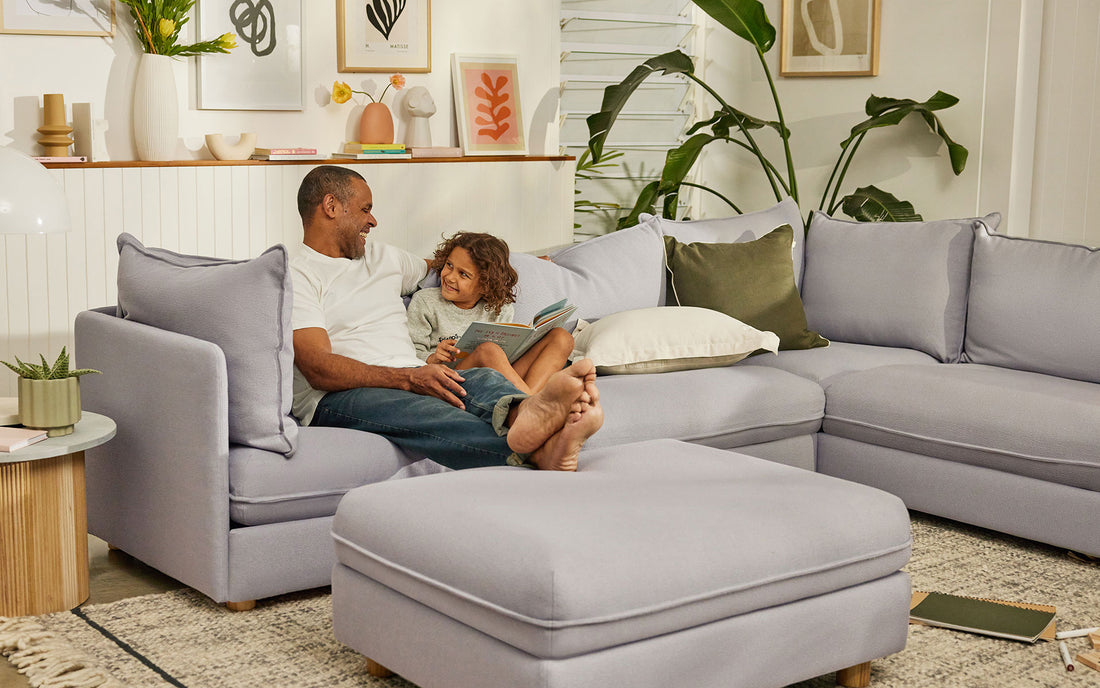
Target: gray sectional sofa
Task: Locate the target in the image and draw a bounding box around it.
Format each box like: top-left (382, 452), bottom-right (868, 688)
top-left (73, 197), bottom-right (1099, 609)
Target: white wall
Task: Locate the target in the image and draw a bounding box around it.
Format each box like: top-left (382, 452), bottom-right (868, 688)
top-left (0, 1), bottom-right (562, 159)
top-left (693, 0), bottom-right (1040, 232)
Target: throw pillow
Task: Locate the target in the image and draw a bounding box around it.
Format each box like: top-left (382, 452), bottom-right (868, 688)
top-left (570, 306), bottom-right (780, 375)
top-left (964, 222), bottom-right (1100, 384)
top-left (116, 233), bottom-right (298, 456)
top-left (664, 225), bottom-right (828, 351)
top-left (800, 211), bottom-right (1001, 363)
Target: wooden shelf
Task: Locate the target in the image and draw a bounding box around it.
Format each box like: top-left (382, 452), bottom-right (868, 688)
top-left (39, 155), bottom-right (573, 169)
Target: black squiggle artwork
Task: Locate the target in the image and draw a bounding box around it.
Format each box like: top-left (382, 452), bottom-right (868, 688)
top-left (366, 0), bottom-right (406, 41)
top-left (230, 0), bottom-right (276, 57)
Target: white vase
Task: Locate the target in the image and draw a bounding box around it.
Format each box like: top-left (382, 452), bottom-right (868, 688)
top-left (132, 53), bottom-right (179, 161)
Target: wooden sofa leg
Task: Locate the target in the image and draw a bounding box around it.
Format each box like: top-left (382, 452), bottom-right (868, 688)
top-left (225, 600), bottom-right (256, 611)
top-left (365, 658), bottom-right (393, 677)
top-left (836, 661), bottom-right (871, 687)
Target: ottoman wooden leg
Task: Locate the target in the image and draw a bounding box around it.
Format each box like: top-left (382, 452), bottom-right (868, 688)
top-left (226, 600), bottom-right (256, 611)
top-left (365, 658), bottom-right (393, 677)
top-left (836, 660), bottom-right (871, 687)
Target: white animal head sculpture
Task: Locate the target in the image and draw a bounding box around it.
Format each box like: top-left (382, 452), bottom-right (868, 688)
top-left (406, 86), bottom-right (437, 118)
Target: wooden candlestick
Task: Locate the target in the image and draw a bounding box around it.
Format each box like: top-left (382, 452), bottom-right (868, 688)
top-left (38, 93), bottom-right (74, 156)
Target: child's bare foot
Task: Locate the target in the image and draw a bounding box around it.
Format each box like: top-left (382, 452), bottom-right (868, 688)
top-left (507, 359), bottom-right (596, 454)
top-left (530, 401), bottom-right (604, 471)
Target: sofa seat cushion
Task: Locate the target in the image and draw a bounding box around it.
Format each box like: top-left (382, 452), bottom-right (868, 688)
top-left (229, 426), bottom-right (444, 525)
top-left (824, 364), bottom-right (1100, 491)
top-left (586, 365), bottom-right (824, 450)
top-left (332, 439), bottom-right (912, 659)
top-left (740, 341), bottom-right (939, 386)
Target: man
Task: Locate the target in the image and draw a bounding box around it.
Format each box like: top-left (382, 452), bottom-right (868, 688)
top-left (290, 165), bottom-right (603, 471)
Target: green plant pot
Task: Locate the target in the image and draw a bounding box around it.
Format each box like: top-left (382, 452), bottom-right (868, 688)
top-left (18, 377), bottom-right (82, 437)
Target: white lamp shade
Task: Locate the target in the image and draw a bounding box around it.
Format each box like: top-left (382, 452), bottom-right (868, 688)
top-left (0, 147), bottom-right (72, 235)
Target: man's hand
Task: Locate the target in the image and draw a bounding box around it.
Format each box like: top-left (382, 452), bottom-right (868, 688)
top-left (426, 339), bottom-right (460, 365)
top-left (408, 364), bottom-right (467, 409)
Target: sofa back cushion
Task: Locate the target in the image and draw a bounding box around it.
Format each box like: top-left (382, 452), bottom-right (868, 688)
top-left (509, 222), bottom-right (666, 325)
top-left (800, 212), bottom-right (1000, 363)
top-left (641, 196), bottom-right (807, 291)
top-left (116, 233), bottom-right (298, 456)
top-left (964, 223), bottom-right (1100, 383)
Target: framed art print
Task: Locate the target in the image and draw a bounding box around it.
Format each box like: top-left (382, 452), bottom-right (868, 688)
top-left (0, 0), bottom-right (113, 36)
top-left (337, 0), bottom-right (430, 73)
top-left (197, 0), bottom-right (304, 110)
top-left (451, 53), bottom-right (525, 156)
top-left (780, 0), bottom-right (880, 77)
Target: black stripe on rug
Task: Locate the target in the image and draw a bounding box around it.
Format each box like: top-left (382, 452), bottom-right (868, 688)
top-left (71, 607), bottom-right (187, 688)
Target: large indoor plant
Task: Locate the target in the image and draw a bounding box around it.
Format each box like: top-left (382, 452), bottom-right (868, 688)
top-left (587, 0), bottom-right (968, 227)
top-left (116, 0), bottom-right (236, 161)
top-left (3, 347), bottom-right (100, 437)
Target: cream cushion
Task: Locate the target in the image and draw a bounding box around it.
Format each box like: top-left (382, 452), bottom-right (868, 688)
top-left (571, 306), bottom-right (780, 375)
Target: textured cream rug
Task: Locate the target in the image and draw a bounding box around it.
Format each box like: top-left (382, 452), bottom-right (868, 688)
top-left (2, 513), bottom-right (1097, 688)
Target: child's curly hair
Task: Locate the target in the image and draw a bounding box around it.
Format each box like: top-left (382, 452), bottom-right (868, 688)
top-left (429, 231), bottom-right (518, 315)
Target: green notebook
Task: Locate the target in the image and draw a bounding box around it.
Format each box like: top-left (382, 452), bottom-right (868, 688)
top-left (909, 592), bottom-right (1056, 643)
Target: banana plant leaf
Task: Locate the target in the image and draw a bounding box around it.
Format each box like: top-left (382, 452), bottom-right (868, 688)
top-left (843, 91), bottom-right (968, 175)
top-left (586, 50), bottom-right (695, 163)
top-left (840, 186), bottom-right (922, 222)
top-left (617, 180), bottom-right (662, 229)
top-left (691, 0), bottom-right (775, 53)
top-left (687, 108), bottom-right (788, 139)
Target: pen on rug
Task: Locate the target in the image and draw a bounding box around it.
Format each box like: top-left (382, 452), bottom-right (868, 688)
top-left (1059, 641), bottom-right (1075, 671)
top-left (1055, 626), bottom-right (1099, 640)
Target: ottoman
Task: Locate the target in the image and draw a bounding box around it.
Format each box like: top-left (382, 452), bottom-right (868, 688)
top-left (331, 439), bottom-right (912, 688)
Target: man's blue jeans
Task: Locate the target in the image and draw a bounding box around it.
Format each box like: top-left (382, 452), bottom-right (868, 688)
top-left (311, 367), bottom-right (529, 470)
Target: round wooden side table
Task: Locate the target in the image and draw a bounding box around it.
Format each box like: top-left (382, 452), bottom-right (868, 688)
top-left (0, 412), bottom-right (115, 616)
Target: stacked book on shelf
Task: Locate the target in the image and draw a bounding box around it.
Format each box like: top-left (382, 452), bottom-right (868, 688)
top-left (250, 147), bottom-right (326, 161)
top-left (335, 143), bottom-right (411, 160)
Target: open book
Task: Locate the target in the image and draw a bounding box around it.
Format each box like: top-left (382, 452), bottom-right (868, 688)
top-left (909, 591), bottom-right (1057, 643)
top-left (455, 299), bottom-right (577, 363)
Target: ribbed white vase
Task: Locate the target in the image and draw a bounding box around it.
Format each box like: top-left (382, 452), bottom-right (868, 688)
top-left (132, 53), bottom-right (179, 161)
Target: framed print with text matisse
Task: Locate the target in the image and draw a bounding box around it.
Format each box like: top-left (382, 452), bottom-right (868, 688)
top-left (337, 0), bottom-right (430, 73)
top-left (452, 54), bottom-right (525, 156)
top-left (0, 0), bottom-right (113, 36)
top-left (780, 0), bottom-right (880, 77)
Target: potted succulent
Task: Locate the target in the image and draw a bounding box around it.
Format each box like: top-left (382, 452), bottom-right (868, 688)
top-left (2, 347), bottom-right (100, 437)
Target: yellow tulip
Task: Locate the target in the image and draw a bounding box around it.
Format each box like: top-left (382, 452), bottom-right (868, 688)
top-left (157, 18), bottom-right (176, 39)
top-left (332, 81), bottom-right (353, 104)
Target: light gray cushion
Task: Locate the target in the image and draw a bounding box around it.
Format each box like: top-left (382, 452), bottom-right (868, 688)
top-left (509, 222), bottom-right (665, 326)
top-left (740, 341), bottom-right (939, 386)
top-left (641, 196), bottom-right (807, 289)
top-left (229, 426), bottom-right (437, 525)
top-left (116, 233), bottom-right (297, 455)
top-left (332, 439), bottom-right (911, 659)
top-left (964, 224), bottom-right (1100, 384)
top-left (801, 212), bottom-right (1000, 363)
top-left (824, 363), bottom-right (1100, 491)
top-left (586, 365), bottom-right (823, 450)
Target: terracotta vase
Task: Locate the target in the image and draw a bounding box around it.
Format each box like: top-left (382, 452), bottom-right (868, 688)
top-left (133, 53), bottom-right (179, 161)
top-left (358, 102), bottom-right (395, 145)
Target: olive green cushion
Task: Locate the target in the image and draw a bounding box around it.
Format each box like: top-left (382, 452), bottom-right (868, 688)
top-left (664, 225), bottom-right (828, 351)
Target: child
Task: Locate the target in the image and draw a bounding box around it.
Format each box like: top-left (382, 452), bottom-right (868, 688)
top-left (407, 231), bottom-right (574, 394)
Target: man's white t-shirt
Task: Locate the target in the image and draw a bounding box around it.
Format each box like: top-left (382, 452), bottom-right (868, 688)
top-left (290, 242), bottom-right (428, 425)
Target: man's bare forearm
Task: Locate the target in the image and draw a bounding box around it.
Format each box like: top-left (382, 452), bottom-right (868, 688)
top-left (299, 352), bottom-right (413, 393)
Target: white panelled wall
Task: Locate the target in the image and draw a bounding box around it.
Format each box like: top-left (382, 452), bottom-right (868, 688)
top-left (0, 159), bottom-right (574, 396)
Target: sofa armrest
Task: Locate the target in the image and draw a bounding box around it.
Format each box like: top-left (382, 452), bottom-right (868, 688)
top-left (75, 308), bottom-right (233, 602)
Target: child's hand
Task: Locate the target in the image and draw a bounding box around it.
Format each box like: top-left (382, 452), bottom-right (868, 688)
top-left (427, 339), bottom-right (460, 365)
